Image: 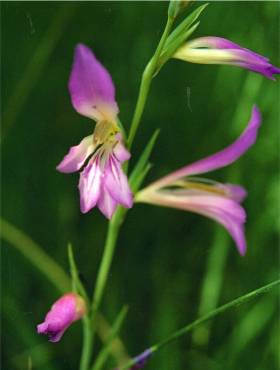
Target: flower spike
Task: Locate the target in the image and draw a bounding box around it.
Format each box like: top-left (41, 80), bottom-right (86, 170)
top-left (174, 37), bottom-right (280, 80)
top-left (136, 106), bottom-right (262, 255)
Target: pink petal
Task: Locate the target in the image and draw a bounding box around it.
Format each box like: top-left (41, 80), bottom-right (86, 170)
top-left (69, 44), bottom-right (119, 121)
top-left (104, 157), bottom-right (133, 208)
top-left (37, 293), bottom-right (86, 343)
top-left (223, 183), bottom-right (247, 202)
top-left (78, 158), bottom-right (102, 213)
top-left (97, 186), bottom-right (117, 219)
top-left (143, 190), bottom-right (247, 255)
top-left (56, 135), bottom-right (94, 173)
top-left (179, 37), bottom-right (280, 80)
top-left (153, 106), bottom-right (261, 188)
top-left (113, 140), bottom-right (131, 163)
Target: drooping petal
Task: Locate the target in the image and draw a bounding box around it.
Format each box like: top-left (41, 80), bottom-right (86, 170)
top-left (97, 186), bottom-right (117, 219)
top-left (37, 293), bottom-right (86, 342)
top-left (69, 44), bottom-right (119, 121)
top-left (151, 106), bottom-right (261, 188)
top-left (56, 135), bottom-right (94, 173)
top-left (104, 156), bottom-right (133, 208)
top-left (78, 157), bottom-right (102, 213)
top-left (174, 37), bottom-right (280, 80)
top-left (137, 189), bottom-right (246, 254)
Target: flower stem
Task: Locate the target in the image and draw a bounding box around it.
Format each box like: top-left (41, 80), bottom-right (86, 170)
top-left (87, 207), bottom-right (126, 367)
top-left (127, 16), bottom-right (174, 149)
top-left (92, 208), bottom-right (125, 312)
top-left (80, 315), bottom-right (94, 370)
top-left (119, 279), bottom-right (280, 369)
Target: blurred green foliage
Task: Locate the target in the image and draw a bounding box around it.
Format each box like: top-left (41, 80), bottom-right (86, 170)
top-left (1, 1), bottom-right (279, 370)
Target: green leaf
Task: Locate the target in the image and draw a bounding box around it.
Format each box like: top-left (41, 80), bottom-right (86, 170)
top-left (0, 218), bottom-right (71, 293)
top-left (165, 3), bottom-right (208, 49)
top-left (91, 306), bottom-right (129, 370)
top-left (129, 129), bottom-right (160, 192)
top-left (155, 3), bottom-right (208, 73)
top-left (158, 22), bottom-right (200, 69)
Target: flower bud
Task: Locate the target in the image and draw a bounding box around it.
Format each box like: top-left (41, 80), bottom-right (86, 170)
top-left (168, 0), bottom-right (191, 19)
top-left (37, 293), bottom-right (86, 342)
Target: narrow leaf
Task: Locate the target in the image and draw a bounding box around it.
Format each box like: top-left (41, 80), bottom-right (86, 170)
top-left (129, 130), bottom-right (160, 192)
top-left (92, 306), bottom-right (129, 370)
top-left (67, 243), bottom-right (89, 304)
top-left (165, 3), bottom-right (208, 49)
top-left (156, 22), bottom-right (200, 74)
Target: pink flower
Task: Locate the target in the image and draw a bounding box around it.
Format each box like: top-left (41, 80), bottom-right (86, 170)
top-left (57, 44), bottom-right (133, 218)
top-left (174, 37), bottom-right (280, 80)
top-left (136, 106), bottom-right (262, 255)
top-left (37, 293), bottom-right (86, 342)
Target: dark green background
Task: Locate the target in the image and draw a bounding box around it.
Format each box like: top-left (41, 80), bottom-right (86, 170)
top-left (2, 1), bottom-right (279, 370)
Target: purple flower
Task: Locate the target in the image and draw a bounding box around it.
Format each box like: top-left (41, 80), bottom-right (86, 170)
top-left (37, 293), bottom-right (86, 342)
top-left (57, 44), bottom-right (133, 218)
top-left (174, 37), bottom-right (280, 80)
top-left (136, 106), bottom-right (262, 255)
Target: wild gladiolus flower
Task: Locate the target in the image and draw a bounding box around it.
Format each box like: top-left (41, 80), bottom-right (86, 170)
top-left (136, 106), bottom-right (261, 255)
top-left (174, 37), bottom-right (280, 80)
top-left (37, 293), bottom-right (86, 342)
top-left (57, 44), bottom-right (133, 218)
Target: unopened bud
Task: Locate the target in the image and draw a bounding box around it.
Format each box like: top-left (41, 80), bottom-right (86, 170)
top-left (37, 293), bottom-right (86, 342)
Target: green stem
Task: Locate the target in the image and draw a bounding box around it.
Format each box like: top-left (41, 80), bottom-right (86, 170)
top-left (127, 16), bottom-right (173, 149)
top-left (92, 208), bottom-right (125, 312)
top-left (119, 280), bottom-right (280, 369)
top-left (80, 315), bottom-right (94, 370)
top-left (87, 208), bottom-right (126, 367)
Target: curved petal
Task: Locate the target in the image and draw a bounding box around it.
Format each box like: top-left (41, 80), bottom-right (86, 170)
top-left (175, 37), bottom-right (280, 80)
top-left (185, 37), bottom-right (270, 62)
top-left (69, 44), bottom-right (119, 121)
top-left (97, 186), bottom-right (117, 219)
top-left (152, 106), bottom-right (261, 188)
top-left (56, 135), bottom-right (94, 173)
top-left (138, 189), bottom-right (247, 254)
top-left (78, 158), bottom-right (102, 213)
top-left (104, 157), bottom-right (133, 208)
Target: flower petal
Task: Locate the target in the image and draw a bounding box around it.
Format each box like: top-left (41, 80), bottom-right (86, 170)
top-left (97, 186), bottom-right (117, 219)
top-left (113, 140), bottom-right (131, 163)
top-left (104, 157), bottom-right (133, 208)
top-left (153, 106), bottom-right (261, 187)
top-left (56, 135), bottom-right (94, 173)
top-left (78, 158), bottom-right (102, 213)
top-left (174, 37), bottom-right (280, 80)
top-left (223, 183), bottom-right (247, 202)
top-left (37, 293), bottom-right (86, 343)
top-left (138, 189), bottom-right (246, 254)
top-left (69, 44), bottom-right (119, 121)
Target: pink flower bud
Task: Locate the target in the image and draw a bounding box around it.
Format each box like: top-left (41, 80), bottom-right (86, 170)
top-left (37, 293), bottom-right (86, 342)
